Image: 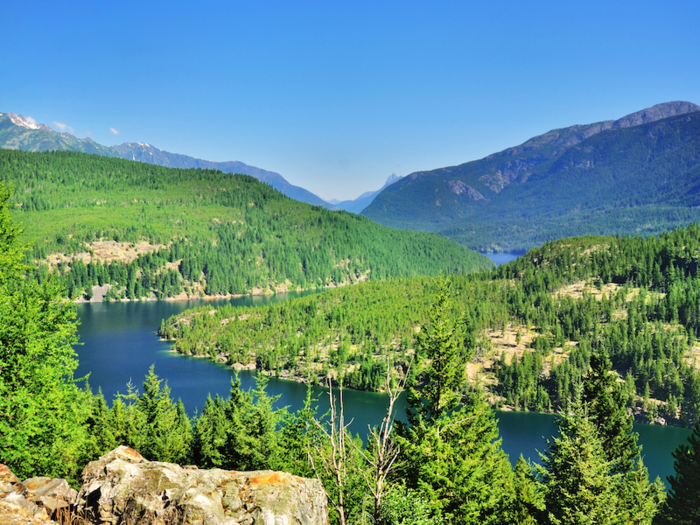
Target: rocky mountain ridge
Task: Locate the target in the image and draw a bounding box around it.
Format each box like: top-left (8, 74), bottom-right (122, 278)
top-left (362, 101), bottom-right (700, 252)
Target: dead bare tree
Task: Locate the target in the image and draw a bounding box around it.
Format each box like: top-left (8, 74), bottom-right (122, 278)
top-left (350, 358), bottom-right (411, 523)
top-left (309, 378), bottom-right (353, 525)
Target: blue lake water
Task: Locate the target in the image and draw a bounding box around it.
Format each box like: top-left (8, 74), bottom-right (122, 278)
top-left (74, 297), bottom-right (691, 484)
top-left (482, 253), bottom-right (521, 267)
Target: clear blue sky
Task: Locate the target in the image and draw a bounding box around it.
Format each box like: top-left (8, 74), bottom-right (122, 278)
top-left (3, 1), bottom-right (700, 201)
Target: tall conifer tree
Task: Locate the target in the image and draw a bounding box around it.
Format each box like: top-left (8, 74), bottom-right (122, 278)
top-left (540, 393), bottom-right (621, 525)
top-left (399, 279), bottom-right (514, 524)
top-left (0, 182), bottom-right (92, 483)
top-left (582, 347), bottom-right (639, 474)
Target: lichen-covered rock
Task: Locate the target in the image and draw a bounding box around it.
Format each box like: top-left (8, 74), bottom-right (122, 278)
top-left (76, 446), bottom-right (329, 525)
top-left (0, 465), bottom-right (56, 525)
top-left (23, 476), bottom-right (77, 516)
top-left (0, 498), bottom-right (55, 525)
top-left (0, 464), bottom-right (26, 498)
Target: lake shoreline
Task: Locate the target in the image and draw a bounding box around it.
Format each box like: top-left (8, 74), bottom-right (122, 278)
top-left (164, 343), bottom-right (693, 430)
top-left (74, 300), bottom-right (694, 484)
top-left (75, 283), bottom-right (336, 304)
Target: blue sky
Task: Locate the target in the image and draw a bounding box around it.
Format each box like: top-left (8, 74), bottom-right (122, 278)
top-left (3, 1), bottom-right (700, 201)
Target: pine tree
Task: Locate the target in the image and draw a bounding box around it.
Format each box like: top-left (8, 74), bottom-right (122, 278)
top-left (407, 278), bottom-right (466, 426)
top-left (215, 372), bottom-right (286, 471)
top-left (85, 387), bottom-right (120, 457)
top-left (192, 394), bottom-right (230, 468)
top-left (510, 455), bottom-right (545, 524)
top-left (276, 385), bottom-right (321, 477)
top-left (539, 394), bottom-right (621, 525)
top-left (107, 379), bottom-right (147, 452)
top-left (583, 347), bottom-right (640, 475)
top-left (623, 459), bottom-right (665, 525)
top-left (0, 182), bottom-right (92, 483)
top-left (583, 348), bottom-right (663, 523)
top-left (136, 366), bottom-right (192, 464)
top-left (399, 280), bottom-right (514, 524)
top-left (654, 423), bottom-right (700, 525)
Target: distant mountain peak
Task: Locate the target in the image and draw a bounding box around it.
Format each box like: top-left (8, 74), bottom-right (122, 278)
top-left (612, 101), bottom-right (700, 129)
top-left (384, 173), bottom-right (403, 187)
top-left (332, 173), bottom-right (406, 214)
top-left (4, 112), bottom-right (51, 131)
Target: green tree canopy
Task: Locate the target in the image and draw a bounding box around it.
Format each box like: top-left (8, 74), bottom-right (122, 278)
top-left (539, 394), bottom-right (621, 525)
top-left (0, 182), bottom-right (92, 483)
top-left (399, 281), bottom-right (514, 524)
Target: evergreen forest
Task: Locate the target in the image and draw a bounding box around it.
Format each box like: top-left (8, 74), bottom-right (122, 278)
top-left (5, 155), bottom-right (700, 522)
top-left (1, 149), bottom-right (490, 300)
top-left (162, 225), bottom-right (700, 429)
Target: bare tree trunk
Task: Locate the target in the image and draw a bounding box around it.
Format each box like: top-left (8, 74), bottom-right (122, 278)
top-left (310, 379), bottom-right (351, 525)
top-left (351, 358), bottom-right (410, 523)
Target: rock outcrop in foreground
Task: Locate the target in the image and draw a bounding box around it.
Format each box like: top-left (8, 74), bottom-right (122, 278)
top-left (0, 464), bottom-right (76, 524)
top-left (0, 446), bottom-right (329, 525)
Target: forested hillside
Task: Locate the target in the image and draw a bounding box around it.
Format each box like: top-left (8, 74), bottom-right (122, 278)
top-left (0, 112), bottom-right (337, 208)
top-left (162, 224), bottom-right (700, 428)
top-left (363, 102), bottom-right (700, 252)
top-left (5, 178), bottom-right (700, 523)
top-left (1, 149), bottom-right (491, 299)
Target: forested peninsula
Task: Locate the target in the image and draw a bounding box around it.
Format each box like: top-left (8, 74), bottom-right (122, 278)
top-left (2, 149), bottom-right (490, 301)
top-left (162, 225), bottom-right (700, 428)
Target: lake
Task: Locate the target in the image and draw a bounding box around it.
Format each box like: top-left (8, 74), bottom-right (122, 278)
top-left (74, 296), bottom-right (691, 484)
top-left (482, 253), bottom-right (521, 267)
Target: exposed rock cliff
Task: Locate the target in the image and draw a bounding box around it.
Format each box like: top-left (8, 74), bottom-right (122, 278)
top-left (0, 446), bottom-right (329, 525)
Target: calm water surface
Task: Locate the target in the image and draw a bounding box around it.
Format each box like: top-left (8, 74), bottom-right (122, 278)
top-left (482, 253), bottom-right (521, 267)
top-left (74, 297), bottom-right (690, 484)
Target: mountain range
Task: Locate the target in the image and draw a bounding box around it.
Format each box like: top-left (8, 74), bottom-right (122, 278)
top-left (362, 101), bottom-right (700, 252)
top-left (329, 173), bottom-right (404, 213)
top-left (6, 102), bottom-right (700, 254)
top-left (0, 112), bottom-right (337, 210)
